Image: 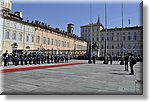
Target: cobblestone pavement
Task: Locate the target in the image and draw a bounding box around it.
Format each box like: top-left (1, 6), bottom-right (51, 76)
top-left (0, 60), bottom-right (143, 95)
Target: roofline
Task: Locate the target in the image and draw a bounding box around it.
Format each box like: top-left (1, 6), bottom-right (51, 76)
top-left (101, 26), bottom-right (143, 32)
top-left (3, 12), bottom-right (87, 42)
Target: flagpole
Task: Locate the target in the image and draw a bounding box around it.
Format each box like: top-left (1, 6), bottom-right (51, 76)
top-left (120, 0), bottom-right (124, 65)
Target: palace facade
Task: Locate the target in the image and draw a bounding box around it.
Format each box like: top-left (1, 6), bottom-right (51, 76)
top-left (81, 18), bottom-right (143, 57)
top-left (0, 0), bottom-right (87, 55)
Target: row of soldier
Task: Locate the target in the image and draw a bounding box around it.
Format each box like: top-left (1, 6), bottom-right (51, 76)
top-left (2, 50), bottom-right (69, 66)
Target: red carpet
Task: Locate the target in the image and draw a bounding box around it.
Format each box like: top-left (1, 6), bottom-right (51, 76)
top-left (0, 63), bottom-right (85, 73)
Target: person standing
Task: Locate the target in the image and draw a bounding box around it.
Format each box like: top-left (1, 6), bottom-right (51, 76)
top-left (14, 52), bottom-right (18, 66)
top-left (47, 53), bottom-right (50, 64)
top-left (20, 52), bottom-right (24, 65)
top-left (109, 55), bottom-right (112, 64)
top-left (51, 55), bottom-right (54, 64)
top-left (24, 52), bottom-right (28, 65)
top-left (124, 55), bottom-right (129, 71)
top-left (28, 52), bottom-right (32, 65)
top-left (129, 55), bottom-right (137, 75)
top-left (3, 50), bottom-right (9, 66)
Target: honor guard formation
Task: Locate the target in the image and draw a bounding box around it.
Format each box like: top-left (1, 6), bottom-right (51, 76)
top-left (2, 50), bottom-right (69, 67)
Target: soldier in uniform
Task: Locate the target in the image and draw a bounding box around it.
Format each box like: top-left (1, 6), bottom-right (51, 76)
top-left (37, 52), bottom-right (41, 64)
top-left (28, 52), bottom-right (32, 65)
top-left (20, 52), bottom-right (24, 65)
top-left (12, 51), bottom-right (15, 65)
top-left (51, 55), bottom-right (54, 63)
top-left (43, 53), bottom-right (46, 63)
top-left (14, 51), bottom-right (19, 66)
top-left (32, 52), bottom-right (36, 64)
top-left (47, 52), bottom-right (50, 64)
top-left (3, 50), bottom-right (9, 66)
top-left (41, 53), bottom-right (44, 64)
top-left (24, 52), bottom-right (28, 65)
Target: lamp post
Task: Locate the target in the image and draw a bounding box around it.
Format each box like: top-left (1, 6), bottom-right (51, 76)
top-left (103, 0), bottom-right (108, 64)
top-left (88, 1), bottom-right (92, 63)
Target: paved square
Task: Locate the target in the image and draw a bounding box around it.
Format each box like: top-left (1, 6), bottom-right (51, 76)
top-left (1, 60), bottom-right (143, 95)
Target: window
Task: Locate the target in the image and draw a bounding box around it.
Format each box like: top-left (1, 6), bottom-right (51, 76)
top-left (62, 41), bottom-right (64, 47)
top-left (101, 37), bottom-right (104, 41)
top-left (112, 45), bottom-right (114, 49)
top-left (107, 37), bottom-right (109, 41)
top-left (85, 29), bottom-right (87, 33)
top-left (31, 35), bottom-right (34, 42)
top-left (134, 35), bottom-right (136, 40)
top-left (128, 36), bottom-right (131, 41)
top-left (26, 34), bottom-right (29, 42)
top-left (55, 39), bottom-right (57, 46)
top-left (36, 36), bottom-right (40, 43)
top-left (64, 41), bottom-right (66, 47)
top-left (134, 32), bottom-right (136, 34)
top-left (107, 46), bottom-right (109, 49)
top-left (58, 40), bottom-right (60, 46)
top-left (43, 37), bottom-right (46, 44)
top-left (19, 33), bottom-right (22, 41)
top-left (12, 32), bottom-right (16, 40)
top-left (134, 33), bottom-right (137, 40)
top-left (112, 52), bottom-right (114, 55)
top-left (97, 37), bottom-right (99, 41)
top-left (92, 29), bottom-right (94, 32)
top-left (97, 29), bottom-right (99, 32)
top-left (5, 31), bottom-right (10, 39)
top-left (51, 39), bottom-right (54, 45)
top-left (88, 28), bottom-right (90, 32)
top-left (117, 33), bottom-right (119, 40)
top-left (112, 37), bottom-right (113, 41)
top-left (48, 38), bottom-right (50, 45)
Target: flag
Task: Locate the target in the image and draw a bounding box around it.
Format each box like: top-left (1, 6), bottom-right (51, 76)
top-left (128, 18), bottom-right (130, 25)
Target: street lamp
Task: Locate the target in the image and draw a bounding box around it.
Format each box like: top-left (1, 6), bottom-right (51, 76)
top-left (103, 0), bottom-right (108, 64)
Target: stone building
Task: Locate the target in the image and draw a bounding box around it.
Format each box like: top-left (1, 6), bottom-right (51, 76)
top-left (80, 18), bottom-right (143, 57)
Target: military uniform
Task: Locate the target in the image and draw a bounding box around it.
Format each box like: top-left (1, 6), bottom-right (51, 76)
top-left (3, 51), bottom-right (9, 66)
top-left (14, 52), bottom-right (18, 66)
top-left (47, 53), bottom-right (50, 64)
top-left (28, 52), bottom-right (32, 65)
top-left (20, 52), bottom-right (24, 65)
top-left (24, 53), bottom-right (28, 65)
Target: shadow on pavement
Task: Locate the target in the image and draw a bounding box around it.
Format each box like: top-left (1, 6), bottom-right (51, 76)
top-left (109, 72), bottom-right (129, 75)
top-left (110, 69), bottom-right (125, 71)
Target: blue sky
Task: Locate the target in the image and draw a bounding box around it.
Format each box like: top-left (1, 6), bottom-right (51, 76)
top-left (12, 1), bottom-right (142, 36)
